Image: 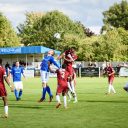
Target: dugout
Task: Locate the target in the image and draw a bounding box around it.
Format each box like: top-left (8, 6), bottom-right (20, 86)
top-left (0, 46), bottom-right (61, 77)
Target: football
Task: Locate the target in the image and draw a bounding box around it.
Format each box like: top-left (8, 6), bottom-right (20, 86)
top-left (54, 33), bottom-right (61, 39)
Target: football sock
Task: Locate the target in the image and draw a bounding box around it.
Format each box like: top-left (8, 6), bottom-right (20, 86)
top-left (19, 90), bottom-right (23, 98)
top-left (67, 82), bottom-right (73, 92)
top-left (111, 85), bottom-right (116, 93)
top-left (74, 96), bottom-right (78, 102)
top-left (56, 95), bottom-right (61, 103)
top-left (63, 96), bottom-right (67, 107)
top-left (46, 85), bottom-right (52, 97)
top-left (42, 87), bottom-right (47, 99)
top-left (4, 106), bottom-right (8, 115)
top-left (14, 89), bottom-right (19, 99)
top-left (71, 81), bottom-right (75, 93)
top-left (108, 84), bottom-right (112, 93)
top-left (67, 91), bottom-right (72, 100)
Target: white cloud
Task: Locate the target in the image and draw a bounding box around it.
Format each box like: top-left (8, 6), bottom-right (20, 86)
top-left (45, 0), bottom-right (80, 4)
top-left (0, 0), bottom-right (122, 33)
top-left (0, 3), bottom-right (26, 13)
top-left (89, 26), bottom-right (102, 35)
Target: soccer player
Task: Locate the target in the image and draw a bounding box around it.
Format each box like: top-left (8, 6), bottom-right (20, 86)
top-left (11, 61), bottom-right (25, 101)
top-left (50, 64), bottom-right (69, 109)
top-left (58, 47), bottom-right (78, 103)
top-left (104, 62), bottom-right (116, 94)
top-left (121, 64), bottom-right (128, 92)
top-left (0, 59), bottom-right (13, 118)
top-left (38, 50), bottom-right (60, 102)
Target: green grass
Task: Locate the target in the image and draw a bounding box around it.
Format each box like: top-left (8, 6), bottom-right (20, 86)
top-left (0, 77), bottom-right (128, 128)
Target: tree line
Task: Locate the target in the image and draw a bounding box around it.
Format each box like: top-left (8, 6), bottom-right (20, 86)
top-left (0, 0), bottom-right (128, 61)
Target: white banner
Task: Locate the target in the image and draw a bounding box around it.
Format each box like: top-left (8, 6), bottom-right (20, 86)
top-left (24, 70), bottom-right (34, 78)
top-left (119, 67), bottom-right (128, 76)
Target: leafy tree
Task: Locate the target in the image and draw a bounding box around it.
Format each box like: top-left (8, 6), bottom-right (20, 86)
top-left (102, 0), bottom-right (128, 32)
top-left (18, 10), bottom-right (85, 49)
top-left (17, 12), bottom-right (45, 46)
top-left (0, 12), bottom-right (20, 47)
top-left (77, 21), bottom-right (95, 37)
top-left (93, 29), bottom-right (127, 61)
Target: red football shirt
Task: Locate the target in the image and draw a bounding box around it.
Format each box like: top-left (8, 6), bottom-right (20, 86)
top-left (105, 66), bottom-right (114, 77)
top-left (56, 69), bottom-right (69, 86)
top-left (0, 66), bottom-right (7, 97)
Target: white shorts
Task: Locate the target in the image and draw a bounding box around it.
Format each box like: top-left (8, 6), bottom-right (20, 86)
top-left (14, 81), bottom-right (23, 90)
top-left (40, 70), bottom-right (49, 83)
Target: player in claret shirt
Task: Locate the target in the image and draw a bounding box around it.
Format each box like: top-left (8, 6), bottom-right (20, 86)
top-left (58, 47), bottom-right (78, 103)
top-left (0, 59), bottom-right (14, 118)
top-left (104, 62), bottom-right (116, 94)
top-left (50, 64), bottom-right (69, 109)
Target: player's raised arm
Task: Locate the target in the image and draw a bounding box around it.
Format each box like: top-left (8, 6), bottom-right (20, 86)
top-left (50, 56), bottom-right (60, 69)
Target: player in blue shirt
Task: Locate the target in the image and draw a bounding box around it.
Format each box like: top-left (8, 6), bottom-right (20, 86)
top-left (11, 61), bottom-right (25, 101)
top-left (38, 50), bottom-right (60, 102)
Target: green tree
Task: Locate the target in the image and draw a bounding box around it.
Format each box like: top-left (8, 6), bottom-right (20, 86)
top-left (0, 12), bottom-right (20, 47)
top-left (94, 29), bottom-right (127, 61)
top-left (18, 10), bottom-right (85, 49)
top-left (17, 12), bottom-right (45, 46)
top-left (102, 0), bottom-right (128, 32)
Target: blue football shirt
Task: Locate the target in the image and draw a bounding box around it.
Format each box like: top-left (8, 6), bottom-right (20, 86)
top-left (11, 66), bottom-right (24, 82)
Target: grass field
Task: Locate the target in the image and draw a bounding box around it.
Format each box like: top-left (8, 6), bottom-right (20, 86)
top-left (0, 77), bottom-right (128, 128)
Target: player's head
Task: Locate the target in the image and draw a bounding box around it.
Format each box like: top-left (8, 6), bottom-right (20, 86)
top-left (0, 58), bottom-right (2, 65)
top-left (69, 46), bottom-right (76, 53)
top-left (62, 64), bottom-right (67, 69)
top-left (48, 50), bottom-right (55, 56)
top-left (107, 62), bottom-right (111, 67)
top-left (15, 61), bottom-right (20, 67)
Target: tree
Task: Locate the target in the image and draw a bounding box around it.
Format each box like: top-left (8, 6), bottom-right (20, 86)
top-left (93, 29), bottom-right (128, 61)
top-left (18, 10), bottom-right (85, 49)
top-left (77, 21), bottom-right (95, 37)
top-left (0, 12), bottom-right (20, 47)
top-left (102, 0), bottom-right (128, 32)
top-left (17, 12), bottom-right (45, 46)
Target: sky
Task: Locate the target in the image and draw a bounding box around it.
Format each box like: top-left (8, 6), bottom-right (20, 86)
top-left (0, 0), bottom-right (122, 34)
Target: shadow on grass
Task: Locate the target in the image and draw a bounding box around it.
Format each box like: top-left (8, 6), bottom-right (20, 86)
top-left (0, 103), bottom-right (55, 110)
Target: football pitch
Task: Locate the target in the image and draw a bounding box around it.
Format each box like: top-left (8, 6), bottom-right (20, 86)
top-left (0, 77), bottom-right (128, 128)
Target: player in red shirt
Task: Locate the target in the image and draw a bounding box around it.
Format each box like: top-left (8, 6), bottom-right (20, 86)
top-left (104, 62), bottom-right (116, 94)
top-left (49, 64), bottom-right (69, 109)
top-left (0, 59), bottom-right (14, 118)
top-left (57, 47), bottom-right (78, 103)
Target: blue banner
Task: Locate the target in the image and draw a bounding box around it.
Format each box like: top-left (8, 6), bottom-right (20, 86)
top-left (0, 47), bottom-right (21, 54)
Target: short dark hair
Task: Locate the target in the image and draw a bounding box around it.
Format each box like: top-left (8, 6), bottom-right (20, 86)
top-left (62, 64), bottom-right (67, 69)
top-left (0, 58), bottom-right (2, 65)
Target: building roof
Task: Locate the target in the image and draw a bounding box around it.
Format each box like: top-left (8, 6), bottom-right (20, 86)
top-left (0, 46), bottom-right (61, 55)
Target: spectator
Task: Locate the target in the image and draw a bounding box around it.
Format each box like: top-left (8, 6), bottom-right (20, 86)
top-left (88, 61), bottom-right (93, 67)
top-left (93, 61), bottom-right (98, 67)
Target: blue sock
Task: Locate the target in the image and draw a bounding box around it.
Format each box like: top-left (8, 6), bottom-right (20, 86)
top-left (42, 87), bottom-right (47, 99)
top-left (14, 89), bottom-right (19, 100)
top-left (19, 90), bottom-right (23, 98)
top-left (46, 85), bottom-right (52, 97)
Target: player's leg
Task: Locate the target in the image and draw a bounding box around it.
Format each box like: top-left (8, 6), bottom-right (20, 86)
top-left (56, 86), bottom-right (62, 108)
top-left (70, 75), bottom-right (78, 103)
top-left (38, 71), bottom-right (47, 102)
top-left (110, 77), bottom-right (116, 93)
top-left (45, 72), bottom-right (53, 102)
top-left (62, 87), bottom-right (68, 108)
top-left (67, 89), bottom-right (72, 102)
top-left (14, 82), bottom-right (19, 100)
top-left (18, 81), bottom-right (23, 100)
top-left (123, 83), bottom-right (128, 92)
top-left (2, 96), bottom-right (8, 118)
